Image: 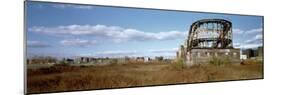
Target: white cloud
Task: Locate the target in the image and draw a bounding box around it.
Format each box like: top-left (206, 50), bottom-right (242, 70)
top-left (60, 39), bottom-right (96, 47)
top-left (233, 29), bottom-right (244, 34)
top-left (94, 50), bottom-right (138, 57)
top-left (240, 43), bottom-right (262, 49)
top-left (81, 48), bottom-right (179, 58)
top-left (245, 34), bottom-right (263, 44)
top-left (246, 28), bottom-right (263, 34)
top-left (234, 33), bottom-right (263, 49)
top-left (255, 34), bottom-right (263, 40)
top-left (27, 40), bottom-right (50, 48)
top-left (234, 42), bottom-right (262, 49)
top-left (149, 48), bottom-right (178, 53)
top-left (233, 28), bottom-right (263, 35)
top-left (29, 24), bottom-right (186, 42)
top-left (245, 39), bottom-right (252, 43)
top-left (52, 4), bottom-right (93, 9)
top-left (232, 27), bottom-right (263, 49)
top-left (233, 43), bottom-right (241, 48)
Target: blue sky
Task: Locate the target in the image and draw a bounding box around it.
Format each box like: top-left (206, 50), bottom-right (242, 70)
top-left (26, 1), bottom-right (263, 58)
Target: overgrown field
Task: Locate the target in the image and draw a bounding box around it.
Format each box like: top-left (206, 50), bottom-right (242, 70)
top-left (27, 62), bottom-right (263, 94)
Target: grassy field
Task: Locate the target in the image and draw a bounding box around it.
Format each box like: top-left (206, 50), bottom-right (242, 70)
top-left (27, 62), bottom-right (263, 94)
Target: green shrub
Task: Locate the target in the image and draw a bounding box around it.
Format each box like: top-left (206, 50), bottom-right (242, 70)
top-left (108, 59), bottom-right (118, 66)
top-left (172, 58), bottom-right (186, 70)
top-left (241, 59), bottom-right (263, 65)
top-left (54, 62), bottom-right (70, 67)
top-left (209, 56), bottom-right (230, 66)
top-left (255, 60), bottom-right (263, 64)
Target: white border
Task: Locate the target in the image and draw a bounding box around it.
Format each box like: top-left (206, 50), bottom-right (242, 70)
top-left (1, 0), bottom-right (281, 95)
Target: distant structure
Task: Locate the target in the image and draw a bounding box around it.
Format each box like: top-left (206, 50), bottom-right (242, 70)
top-left (177, 19), bottom-right (240, 65)
top-left (59, 56), bottom-right (171, 64)
top-left (242, 46), bottom-right (263, 59)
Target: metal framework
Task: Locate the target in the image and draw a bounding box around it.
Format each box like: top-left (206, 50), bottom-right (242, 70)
top-left (185, 19), bottom-right (233, 50)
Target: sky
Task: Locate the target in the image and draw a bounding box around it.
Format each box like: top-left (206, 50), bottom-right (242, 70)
top-left (26, 1), bottom-right (263, 58)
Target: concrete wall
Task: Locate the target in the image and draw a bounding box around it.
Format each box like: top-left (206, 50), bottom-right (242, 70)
top-left (187, 48), bottom-right (240, 64)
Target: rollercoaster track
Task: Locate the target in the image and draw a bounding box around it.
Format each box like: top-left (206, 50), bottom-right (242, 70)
top-left (187, 19), bottom-right (233, 49)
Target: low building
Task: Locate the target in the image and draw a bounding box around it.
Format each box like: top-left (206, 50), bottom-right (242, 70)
top-left (189, 48), bottom-right (240, 64)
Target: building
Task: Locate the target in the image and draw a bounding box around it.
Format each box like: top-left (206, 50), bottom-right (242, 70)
top-left (242, 46), bottom-right (263, 59)
top-left (258, 46), bottom-right (263, 57)
top-left (177, 19), bottom-right (240, 65)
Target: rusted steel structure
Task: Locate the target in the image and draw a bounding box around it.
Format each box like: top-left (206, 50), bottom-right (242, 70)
top-left (177, 19), bottom-right (240, 65)
top-left (187, 19), bottom-right (233, 49)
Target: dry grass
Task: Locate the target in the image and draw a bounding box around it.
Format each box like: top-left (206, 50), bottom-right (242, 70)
top-left (27, 62), bottom-right (263, 94)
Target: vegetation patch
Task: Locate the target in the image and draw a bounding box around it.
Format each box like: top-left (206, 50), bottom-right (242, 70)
top-left (209, 56), bottom-right (231, 66)
top-left (27, 62), bottom-right (263, 94)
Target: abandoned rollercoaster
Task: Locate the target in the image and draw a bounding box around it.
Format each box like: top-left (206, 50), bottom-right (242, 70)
top-left (177, 19), bottom-right (240, 64)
